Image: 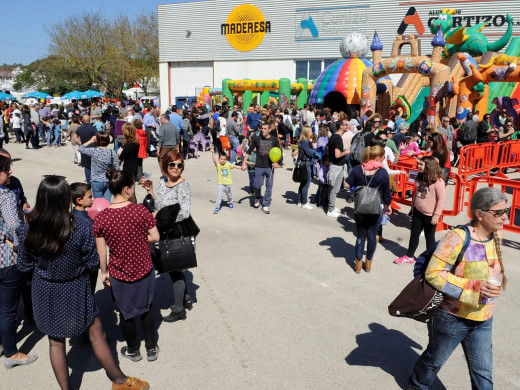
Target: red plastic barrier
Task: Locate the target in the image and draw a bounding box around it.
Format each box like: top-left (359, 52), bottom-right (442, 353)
top-left (468, 176), bottom-right (520, 234)
top-left (457, 142), bottom-right (496, 186)
top-left (494, 140), bottom-right (520, 179)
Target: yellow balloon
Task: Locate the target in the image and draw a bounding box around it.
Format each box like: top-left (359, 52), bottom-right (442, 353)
top-left (269, 147), bottom-right (282, 163)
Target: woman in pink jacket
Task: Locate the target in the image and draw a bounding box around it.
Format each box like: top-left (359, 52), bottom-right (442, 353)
top-left (394, 156), bottom-right (446, 264)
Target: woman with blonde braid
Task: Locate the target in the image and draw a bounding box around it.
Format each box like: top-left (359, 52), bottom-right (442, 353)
top-left (408, 187), bottom-right (508, 390)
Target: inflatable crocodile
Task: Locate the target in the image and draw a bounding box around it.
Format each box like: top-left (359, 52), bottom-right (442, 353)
top-left (430, 8), bottom-right (514, 56)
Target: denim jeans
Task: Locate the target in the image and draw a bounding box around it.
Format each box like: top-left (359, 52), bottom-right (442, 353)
top-left (354, 213), bottom-right (380, 260)
top-left (254, 167), bottom-right (274, 207)
top-left (84, 168), bottom-right (91, 184)
top-left (409, 309), bottom-right (493, 390)
top-left (0, 265), bottom-right (24, 357)
top-left (91, 181), bottom-right (111, 201)
top-left (297, 164), bottom-right (312, 204)
top-left (228, 135), bottom-right (239, 163)
top-left (248, 171), bottom-right (255, 194)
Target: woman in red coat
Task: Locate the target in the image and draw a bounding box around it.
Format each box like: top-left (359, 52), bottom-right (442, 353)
top-left (134, 118), bottom-right (148, 182)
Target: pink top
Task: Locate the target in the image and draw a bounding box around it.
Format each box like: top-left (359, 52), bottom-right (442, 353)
top-left (93, 203), bottom-right (156, 282)
top-left (399, 141), bottom-right (421, 156)
top-left (412, 178), bottom-right (446, 218)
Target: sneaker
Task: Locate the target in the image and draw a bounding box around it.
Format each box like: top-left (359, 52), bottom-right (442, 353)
top-left (254, 201), bottom-right (261, 208)
top-left (334, 208), bottom-right (340, 213)
top-left (214, 207), bottom-right (219, 214)
top-left (262, 206), bottom-right (270, 214)
top-left (394, 255), bottom-right (415, 264)
top-left (120, 347), bottom-right (143, 362)
top-left (229, 202), bottom-right (234, 209)
top-left (146, 345), bottom-right (159, 362)
top-left (302, 203), bottom-right (314, 210)
top-left (112, 377), bottom-right (150, 390)
top-left (249, 192), bottom-right (254, 197)
top-left (297, 202), bottom-right (302, 208)
top-left (327, 210), bottom-right (340, 218)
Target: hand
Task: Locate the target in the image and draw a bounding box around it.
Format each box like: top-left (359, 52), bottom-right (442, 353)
top-left (431, 216), bottom-right (439, 225)
top-left (479, 281), bottom-right (501, 299)
top-left (272, 163), bottom-right (280, 168)
top-left (210, 146), bottom-right (214, 153)
top-left (384, 205), bottom-right (392, 215)
top-left (400, 170), bottom-right (407, 175)
top-left (90, 135), bottom-right (96, 143)
top-left (407, 151), bottom-right (414, 157)
top-left (241, 163), bottom-right (247, 171)
top-left (140, 177), bottom-right (153, 191)
top-left (102, 271), bottom-right (111, 288)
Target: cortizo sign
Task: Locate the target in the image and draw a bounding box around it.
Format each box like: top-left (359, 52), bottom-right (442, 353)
top-left (221, 4), bottom-right (271, 52)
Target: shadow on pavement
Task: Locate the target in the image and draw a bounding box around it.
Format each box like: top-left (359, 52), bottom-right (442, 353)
top-left (282, 190), bottom-right (299, 205)
top-left (319, 236), bottom-right (356, 271)
top-left (345, 323), bottom-right (446, 390)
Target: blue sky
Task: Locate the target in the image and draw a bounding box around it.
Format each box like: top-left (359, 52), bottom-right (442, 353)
top-left (2, 0), bottom-right (175, 65)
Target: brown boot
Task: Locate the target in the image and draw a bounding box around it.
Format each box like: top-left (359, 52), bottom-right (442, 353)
top-left (364, 258), bottom-right (373, 273)
top-left (354, 259), bottom-right (363, 273)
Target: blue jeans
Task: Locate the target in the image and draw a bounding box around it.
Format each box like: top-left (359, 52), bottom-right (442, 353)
top-left (354, 213), bottom-right (380, 260)
top-left (409, 309), bottom-right (493, 390)
top-left (84, 168), bottom-right (91, 184)
top-left (254, 167), bottom-right (274, 207)
top-left (248, 171), bottom-right (255, 194)
top-left (0, 265), bottom-right (24, 357)
top-left (228, 136), bottom-right (239, 163)
top-left (91, 181), bottom-right (111, 201)
top-left (38, 123), bottom-right (46, 141)
top-left (297, 164), bottom-right (312, 204)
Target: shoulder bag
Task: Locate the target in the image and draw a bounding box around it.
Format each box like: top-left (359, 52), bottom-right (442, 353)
top-left (354, 169), bottom-right (381, 215)
top-left (388, 225), bottom-right (470, 323)
top-left (152, 223), bottom-right (197, 274)
top-left (292, 146), bottom-right (308, 183)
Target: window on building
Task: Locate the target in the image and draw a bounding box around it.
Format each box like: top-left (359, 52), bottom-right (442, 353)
top-left (324, 58), bottom-right (338, 69)
top-left (308, 60), bottom-right (322, 80)
top-left (296, 61), bottom-right (308, 79)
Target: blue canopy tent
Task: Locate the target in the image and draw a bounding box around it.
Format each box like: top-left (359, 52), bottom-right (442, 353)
top-left (0, 92), bottom-right (15, 101)
top-left (82, 90), bottom-right (104, 98)
top-left (61, 91), bottom-right (83, 100)
top-left (22, 91), bottom-right (52, 100)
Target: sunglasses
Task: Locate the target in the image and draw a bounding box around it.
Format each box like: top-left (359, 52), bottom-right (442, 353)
top-left (374, 120), bottom-right (381, 123)
top-left (168, 162), bottom-right (184, 170)
top-left (482, 208), bottom-right (510, 217)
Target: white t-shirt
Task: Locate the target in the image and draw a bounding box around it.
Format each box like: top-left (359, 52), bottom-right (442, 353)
top-left (218, 116), bottom-right (227, 136)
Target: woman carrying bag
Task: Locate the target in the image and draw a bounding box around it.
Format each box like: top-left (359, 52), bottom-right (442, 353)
top-left (408, 187), bottom-right (508, 389)
top-left (141, 150), bottom-right (199, 323)
top-left (345, 145), bottom-right (392, 273)
top-left (296, 126), bottom-right (320, 210)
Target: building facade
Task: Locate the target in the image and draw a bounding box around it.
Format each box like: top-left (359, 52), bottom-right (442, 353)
top-left (158, 0), bottom-right (520, 109)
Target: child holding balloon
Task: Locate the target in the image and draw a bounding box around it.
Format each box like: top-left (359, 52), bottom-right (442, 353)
top-left (211, 146), bottom-right (242, 214)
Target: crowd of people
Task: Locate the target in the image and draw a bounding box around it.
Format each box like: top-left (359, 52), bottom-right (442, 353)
top-left (0, 95), bottom-right (514, 389)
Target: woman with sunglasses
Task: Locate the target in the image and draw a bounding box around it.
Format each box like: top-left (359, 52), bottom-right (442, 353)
top-left (17, 176), bottom-right (149, 389)
top-left (141, 151), bottom-right (199, 323)
top-left (408, 187), bottom-right (508, 389)
top-left (477, 113), bottom-right (495, 144)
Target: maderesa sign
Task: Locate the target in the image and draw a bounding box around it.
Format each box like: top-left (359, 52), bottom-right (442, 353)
top-left (397, 7), bottom-right (514, 35)
top-left (221, 4), bottom-right (271, 52)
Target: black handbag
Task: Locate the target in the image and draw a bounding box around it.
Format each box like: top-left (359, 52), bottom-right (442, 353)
top-left (292, 149), bottom-right (308, 183)
top-left (152, 224), bottom-right (197, 274)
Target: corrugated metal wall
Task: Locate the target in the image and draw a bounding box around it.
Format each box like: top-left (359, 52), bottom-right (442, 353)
top-left (159, 0), bottom-right (520, 62)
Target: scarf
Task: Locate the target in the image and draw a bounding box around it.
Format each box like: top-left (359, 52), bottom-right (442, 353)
top-left (362, 160), bottom-right (384, 171)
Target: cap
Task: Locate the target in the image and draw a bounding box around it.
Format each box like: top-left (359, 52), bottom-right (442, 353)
top-left (404, 134), bottom-right (413, 138)
top-left (349, 119), bottom-right (360, 128)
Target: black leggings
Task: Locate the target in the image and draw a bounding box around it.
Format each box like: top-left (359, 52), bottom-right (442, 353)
top-left (119, 307), bottom-right (156, 351)
top-left (407, 208), bottom-right (437, 258)
top-left (168, 271), bottom-right (190, 313)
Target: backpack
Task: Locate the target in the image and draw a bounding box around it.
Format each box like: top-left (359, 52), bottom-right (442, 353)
top-left (353, 169), bottom-right (381, 215)
top-left (459, 120), bottom-right (477, 143)
top-left (350, 132), bottom-right (366, 163)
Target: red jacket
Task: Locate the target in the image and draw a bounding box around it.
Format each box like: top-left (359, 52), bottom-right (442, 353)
top-left (136, 128), bottom-right (148, 159)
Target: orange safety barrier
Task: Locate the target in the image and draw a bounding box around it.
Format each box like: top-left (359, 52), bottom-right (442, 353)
top-left (494, 140), bottom-right (520, 179)
top-left (468, 175), bottom-right (520, 234)
top-left (457, 142), bottom-right (496, 185)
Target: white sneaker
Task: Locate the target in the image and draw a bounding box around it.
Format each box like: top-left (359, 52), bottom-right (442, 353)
top-left (262, 206), bottom-right (270, 214)
top-left (302, 203), bottom-right (314, 210)
top-left (297, 203), bottom-right (302, 208)
top-left (327, 210), bottom-right (341, 218)
top-left (334, 208), bottom-right (340, 213)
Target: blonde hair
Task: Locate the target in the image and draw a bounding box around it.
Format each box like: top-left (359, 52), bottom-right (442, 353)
top-left (122, 122), bottom-right (139, 145)
top-left (300, 126), bottom-right (313, 141)
top-left (361, 145), bottom-right (385, 163)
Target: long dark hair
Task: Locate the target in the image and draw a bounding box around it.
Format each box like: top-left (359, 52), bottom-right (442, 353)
top-left (24, 176), bottom-right (74, 255)
top-left (418, 156), bottom-right (443, 186)
top-left (430, 132), bottom-right (448, 167)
